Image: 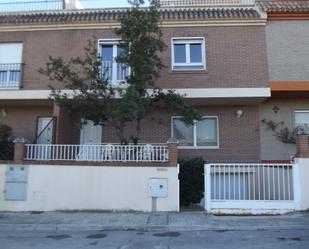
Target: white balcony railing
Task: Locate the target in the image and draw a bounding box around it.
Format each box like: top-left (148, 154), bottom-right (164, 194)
top-left (25, 143), bottom-right (169, 162)
top-left (0, 0), bottom-right (255, 14)
top-left (0, 0), bottom-right (146, 13)
top-left (0, 63), bottom-right (22, 88)
top-left (159, 0), bottom-right (255, 7)
top-left (101, 61), bottom-right (129, 86)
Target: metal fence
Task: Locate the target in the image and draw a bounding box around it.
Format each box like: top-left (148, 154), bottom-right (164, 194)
top-left (0, 0), bottom-right (255, 13)
top-left (0, 0), bottom-right (63, 13)
top-left (101, 61), bottom-right (129, 85)
top-left (0, 0), bottom-right (138, 13)
top-left (204, 163), bottom-right (296, 213)
top-left (25, 143), bottom-right (169, 162)
top-left (159, 0), bottom-right (255, 7)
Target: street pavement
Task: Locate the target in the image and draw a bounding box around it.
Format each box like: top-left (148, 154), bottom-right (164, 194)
top-left (1, 211), bottom-right (309, 232)
top-left (1, 211), bottom-right (309, 248)
top-left (1, 228), bottom-right (309, 249)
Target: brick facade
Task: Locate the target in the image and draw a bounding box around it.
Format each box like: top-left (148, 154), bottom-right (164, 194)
top-left (101, 105), bottom-right (261, 162)
top-left (0, 105), bottom-right (52, 142)
top-left (0, 104), bottom-right (260, 162)
top-left (0, 25), bottom-right (268, 90)
top-left (53, 104), bottom-right (80, 144)
top-left (0, 8), bottom-right (268, 163)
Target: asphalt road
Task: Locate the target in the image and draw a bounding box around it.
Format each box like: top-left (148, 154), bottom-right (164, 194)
top-left (1, 228), bottom-right (309, 249)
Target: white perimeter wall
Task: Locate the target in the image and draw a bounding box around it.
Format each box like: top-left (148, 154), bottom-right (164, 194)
top-left (294, 159), bottom-right (309, 211)
top-left (0, 165), bottom-right (179, 212)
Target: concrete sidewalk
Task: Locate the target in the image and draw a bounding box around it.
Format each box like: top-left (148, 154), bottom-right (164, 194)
top-left (0, 211), bottom-right (309, 232)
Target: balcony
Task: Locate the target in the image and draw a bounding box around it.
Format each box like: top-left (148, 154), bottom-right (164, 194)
top-left (101, 61), bottom-right (129, 86)
top-left (0, 0), bottom-right (143, 13)
top-left (0, 63), bottom-right (22, 89)
top-left (0, 0), bottom-right (255, 14)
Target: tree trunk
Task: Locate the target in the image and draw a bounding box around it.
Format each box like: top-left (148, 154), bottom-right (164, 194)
top-left (114, 121), bottom-right (128, 145)
top-left (132, 116), bottom-right (143, 145)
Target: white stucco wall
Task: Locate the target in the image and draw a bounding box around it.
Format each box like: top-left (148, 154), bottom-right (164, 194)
top-left (0, 165), bottom-right (179, 212)
top-left (260, 99), bottom-right (309, 161)
top-left (294, 158), bottom-right (309, 211)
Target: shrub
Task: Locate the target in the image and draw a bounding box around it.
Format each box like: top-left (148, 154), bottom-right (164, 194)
top-left (0, 123), bottom-right (13, 142)
top-left (0, 123), bottom-right (14, 160)
top-left (179, 157), bottom-right (205, 206)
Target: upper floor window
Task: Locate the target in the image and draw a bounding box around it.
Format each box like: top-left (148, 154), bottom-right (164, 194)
top-left (295, 110), bottom-right (309, 133)
top-left (98, 39), bottom-right (129, 86)
top-left (172, 37), bottom-right (206, 71)
top-left (0, 43), bottom-right (23, 88)
top-left (172, 116), bottom-right (219, 148)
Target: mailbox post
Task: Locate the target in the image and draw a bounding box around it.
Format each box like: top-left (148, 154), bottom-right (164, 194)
top-left (148, 178), bottom-right (168, 212)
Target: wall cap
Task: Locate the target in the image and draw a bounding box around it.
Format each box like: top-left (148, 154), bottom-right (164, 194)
top-left (167, 138), bottom-right (179, 144)
top-left (13, 137), bottom-right (30, 144)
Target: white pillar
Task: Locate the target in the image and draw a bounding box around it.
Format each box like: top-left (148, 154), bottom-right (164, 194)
top-left (292, 163), bottom-right (302, 210)
top-left (204, 164), bottom-right (211, 213)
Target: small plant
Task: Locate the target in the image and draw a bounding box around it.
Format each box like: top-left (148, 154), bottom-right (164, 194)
top-left (0, 123), bottom-right (14, 160)
top-left (261, 119), bottom-right (297, 144)
top-left (0, 123), bottom-right (13, 142)
top-left (179, 157), bottom-right (205, 206)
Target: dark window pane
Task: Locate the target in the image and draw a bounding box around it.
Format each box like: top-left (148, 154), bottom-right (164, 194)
top-left (174, 44), bottom-right (186, 63)
top-left (101, 45), bottom-right (113, 61)
top-left (196, 118), bottom-right (218, 146)
top-left (172, 118), bottom-right (194, 146)
top-left (190, 44), bottom-right (202, 63)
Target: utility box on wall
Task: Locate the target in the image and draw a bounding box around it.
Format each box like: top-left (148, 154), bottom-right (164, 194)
top-left (148, 178), bottom-right (168, 198)
top-left (4, 165), bottom-right (28, 201)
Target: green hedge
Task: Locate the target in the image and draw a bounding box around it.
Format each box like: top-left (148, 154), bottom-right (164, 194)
top-left (0, 123), bottom-right (14, 160)
top-left (0, 141), bottom-right (14, 160)
top-left (179, 157), bottom-right (205, 206)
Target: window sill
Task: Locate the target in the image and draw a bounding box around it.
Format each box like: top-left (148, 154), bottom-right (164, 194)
top-left (177, 146), bottom-right (219, 150)
top-left (169, 70), bottom-right (209, 74)
top-left (0, 86), bottom-right (21, 90)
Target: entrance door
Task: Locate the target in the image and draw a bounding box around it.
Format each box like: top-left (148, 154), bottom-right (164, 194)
top-left (37, 117), bottom-right (53, 144)
top-left (79, 120), bottom-right (102, 161)
top-left (80, 120), bottom-right (102, 145)
top-left (36, 117), bottom-right (54, 160)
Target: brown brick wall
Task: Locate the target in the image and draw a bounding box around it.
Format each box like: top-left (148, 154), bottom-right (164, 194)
top-left (0, 25), bottom-right (268, 89)
top-left (0, 104), bottom-right (260, 162)
top-left (101, 105), bottom-right (261, 163)
top-left (53, 104), bottom-right (80, 144)
top-left (159, 26), bottom-right (268, 88)
top-left (0, 105), bottom-right (53, 142)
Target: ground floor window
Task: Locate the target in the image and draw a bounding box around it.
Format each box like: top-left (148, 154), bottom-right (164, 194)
top-left (172, 116), bottom-right (219, 148)
top-left (295, 110), bottom-right (309, 133)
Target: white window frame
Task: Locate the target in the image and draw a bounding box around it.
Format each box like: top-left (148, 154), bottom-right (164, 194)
top-left (0, 42), bottom-right (23, 89)
top-left (98, 39), bottom-right (129, 86)
top-left (171, 116), bottom-right (219, 149)
top-left (171, 37), bottom-right (206, 71)
top-left (294, 110), bottom-right (309, 128)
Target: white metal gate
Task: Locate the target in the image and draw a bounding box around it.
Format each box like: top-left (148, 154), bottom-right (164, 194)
top-left (204, 164), bottom-right (299, 214)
